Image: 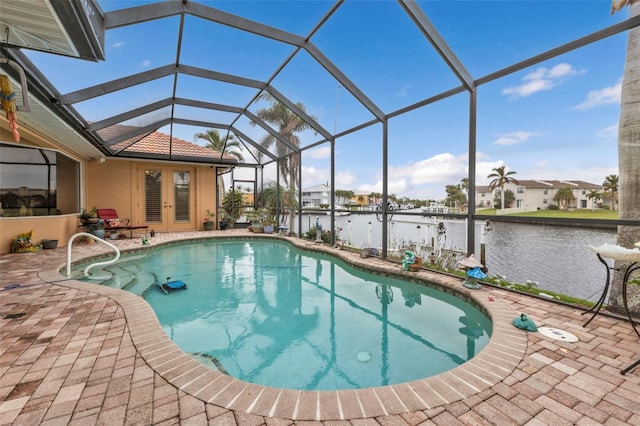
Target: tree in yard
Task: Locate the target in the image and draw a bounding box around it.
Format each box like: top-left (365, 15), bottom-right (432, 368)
top-left (553, 186), bottom-right (576, 210)
top-left (195, 129), bottom-right (245, 215)
top-left (603, 174), bottom-right (619, 211)
top-left (261, 181), bottom-right (298, 225)
top-left (195, 129), bottom-right (244, 161)
top-left (488, 166), bottom-right (518, 210)
top-left (460, 177), bottom-right (469, 196)
top-left (610, 1), bottom-right (640, 314)
top-left (492, 189), bottom-right (515, 209)
top-left (444, 184), bottom-right (467, 209)
top-left (334, 189), bottom-right (354, 206)
top-left (586, 189), bottom-right (603, 210)
top-left (252, 93), bottom-right (316, 225)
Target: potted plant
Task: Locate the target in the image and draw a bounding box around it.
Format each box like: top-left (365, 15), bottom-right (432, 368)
top-left (79, 207), bottom-right (98, 225)
top-left (203, 210), bottom-right (215, 231)
top-left (218, 211), bottom-right (231, 230)
top-left (221, 189), bottom-right (245, 229)
top-left (88, 220), bottom-right (105, 238)
top-left (246, 208), bottom-right (265, 233)
top-left (263, 209), bottom-right (275, 234)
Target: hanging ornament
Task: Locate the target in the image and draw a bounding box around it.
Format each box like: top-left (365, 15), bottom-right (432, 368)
top-left (0, 74), bottom-right (20, 142)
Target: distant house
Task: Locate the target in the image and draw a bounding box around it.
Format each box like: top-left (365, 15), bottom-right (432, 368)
top-left (301, 184), bottom-right (331, 207)
top-left (350, 191), bottom-right (373, 206)
top-left (302, 186), bottom-right (373, 207)
top-left (475, 180), bottom-right (602, 210)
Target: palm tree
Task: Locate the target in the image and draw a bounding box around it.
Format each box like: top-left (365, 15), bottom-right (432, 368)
top-left (194, 129), bottom-right (244, 161)
top-left (553, 186), bottom-right (576, 210)
top-left (253, 93), bottom-right (316, 224)
top-left (253, 93), bottom-right (315, 189)
top-left (585, 189), bottom-right (603, 211)
top-left (611, 0), bottom-right (640, 314)
top-left (460, 177), bottom-right (469, 195)
top-left (603, 174), bottom-right (619, 211)
top-left (487, 166), bottom-right (518, 210)
top-left (261, 181), bottom-right (298, 225)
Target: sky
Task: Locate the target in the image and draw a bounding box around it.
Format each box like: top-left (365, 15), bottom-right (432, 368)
top-left (24, 0), bottom-right (631, 201)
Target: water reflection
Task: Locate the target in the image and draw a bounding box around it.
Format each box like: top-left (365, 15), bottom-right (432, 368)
top-left (310, 214), bottom-right (616, 301)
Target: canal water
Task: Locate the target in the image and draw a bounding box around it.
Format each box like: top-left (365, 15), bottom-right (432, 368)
top-left (303, 212), bottom-right (616, 302)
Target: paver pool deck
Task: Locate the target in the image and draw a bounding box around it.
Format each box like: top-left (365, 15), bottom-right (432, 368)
top-left (1, 230), bottom-right (639, 425)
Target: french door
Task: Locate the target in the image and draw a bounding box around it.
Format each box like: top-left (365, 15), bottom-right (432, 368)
top-left (141, 166), bottom-right (195, 231)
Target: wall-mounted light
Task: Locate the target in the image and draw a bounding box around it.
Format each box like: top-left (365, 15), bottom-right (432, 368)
top-left (97, 156), bottom-right (106, 163)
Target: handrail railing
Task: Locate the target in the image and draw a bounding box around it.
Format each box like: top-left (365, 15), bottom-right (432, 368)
top-left (66, 232), bottom-right (121, 278)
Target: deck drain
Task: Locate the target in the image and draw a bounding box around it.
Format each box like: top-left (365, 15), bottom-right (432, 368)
top-left (356, 351), bottom-right (372, 362)
top-left (538, 326), bottom-right (579, 342)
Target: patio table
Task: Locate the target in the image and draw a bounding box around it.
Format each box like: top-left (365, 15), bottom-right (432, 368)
top-left (585, 243), bottom-right (640, 375)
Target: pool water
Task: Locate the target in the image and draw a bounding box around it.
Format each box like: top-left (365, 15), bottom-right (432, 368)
top-left (79, 239), bottom-right (491, 391)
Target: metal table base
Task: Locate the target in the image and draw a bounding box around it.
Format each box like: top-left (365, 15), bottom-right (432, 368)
top-left (582, 254), bottom-right (640, 375)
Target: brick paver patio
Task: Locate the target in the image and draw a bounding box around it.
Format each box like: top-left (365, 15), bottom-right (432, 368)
top-left (1, 231), bottom-right (639, 425)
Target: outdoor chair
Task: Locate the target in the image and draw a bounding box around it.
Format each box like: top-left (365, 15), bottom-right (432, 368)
top-left (96, 208), bottom-right (148, 238)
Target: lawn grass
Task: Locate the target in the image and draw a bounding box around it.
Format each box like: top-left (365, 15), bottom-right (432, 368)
top-left (477, 208), bottom-right (618, 220)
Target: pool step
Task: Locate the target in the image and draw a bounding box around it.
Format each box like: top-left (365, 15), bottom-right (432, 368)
top-left (121, 268), bottom-right (157, 296)
top-left (101, 266), bottom-right (136, 290)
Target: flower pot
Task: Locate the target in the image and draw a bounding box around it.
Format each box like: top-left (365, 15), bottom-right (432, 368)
top-left (42, 239), bottom-right (58, 249)
top-left (91, 229), bottom-right (105, 239)
top-left (203, 221), bottom-right (214, 231)
top-left (264, 225), bottom-right (274, 234)
top-left (218, 221), bottom-right (228, 230)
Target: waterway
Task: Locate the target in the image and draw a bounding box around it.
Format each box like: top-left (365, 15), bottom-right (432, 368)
top-left (304, 212), bottom-right (615, 302)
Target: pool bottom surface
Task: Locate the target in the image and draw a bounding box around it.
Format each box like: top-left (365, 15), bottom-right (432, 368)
top-left (83, 239), bottom-right (492, 391)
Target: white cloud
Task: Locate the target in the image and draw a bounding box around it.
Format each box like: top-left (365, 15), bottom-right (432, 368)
top-left (491, 131), bottom-right (534, 146)
top-left (573, 79), bottom-right (622, 110)
top-left (302, 166), bottom-right (329, 184)
top-left (388, 153), bottom-right (467, 186)
top-left (357, 179), bottom-right (408, 195)
top-left (141, 59), bottom-right (151, 68)
top-left (112, 41), bottom-right (126, 48)
top-left (502, 62), bottom-right (585, 99)
top-left (335, 171), bottom-right (355, 186)
top-left (475, 160), bottom-right (506, 186)
top-left (307, 146), bottom-right (331, 159)
top-left (598, 123), bottom-right (618, 139)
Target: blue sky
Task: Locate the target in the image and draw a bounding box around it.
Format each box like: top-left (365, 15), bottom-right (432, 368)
top-left (25, 0), bottom-right (630, 200)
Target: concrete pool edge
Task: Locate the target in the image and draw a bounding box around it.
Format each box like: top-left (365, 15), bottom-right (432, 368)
top-left (41, 234), bottom-right (528, 421)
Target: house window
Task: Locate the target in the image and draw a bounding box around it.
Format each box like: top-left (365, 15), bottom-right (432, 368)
top-left (543, 199), bottom-right (548, 204)
top-left (543, 189), bottom-right (548, 195)
top-left (581, 200), bottom-right (587, 208)
top-left (0, 143), bottom-right (80, 217)
top-left (480, 192), bottom-right (485, 197)
top-left (582, 190), bottom-right (586, 195)
top-left (517, 188), bottom-right (524, 194)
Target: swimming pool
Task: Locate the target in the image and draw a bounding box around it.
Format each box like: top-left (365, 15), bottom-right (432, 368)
top-left (77, 238), bottom-right (491, 391)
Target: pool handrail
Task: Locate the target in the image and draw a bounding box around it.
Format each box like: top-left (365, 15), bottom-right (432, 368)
top-left (66, 232), bottom-right (121, 278)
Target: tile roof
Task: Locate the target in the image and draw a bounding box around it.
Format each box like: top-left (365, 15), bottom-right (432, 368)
top-left (100, 126), bottom-right (238, 164)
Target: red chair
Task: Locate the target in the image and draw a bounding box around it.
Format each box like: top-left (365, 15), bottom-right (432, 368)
top-left (96, 209), bottom-right (148, 238)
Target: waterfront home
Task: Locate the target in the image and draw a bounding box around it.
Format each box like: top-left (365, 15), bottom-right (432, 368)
top-left (475, 179), bottom-right (602, 211)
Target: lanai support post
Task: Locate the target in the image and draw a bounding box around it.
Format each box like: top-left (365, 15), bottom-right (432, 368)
top-left (382, 118), bottom-right (389, 259)
top-left (467, 88), bottom-right (477, 257)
